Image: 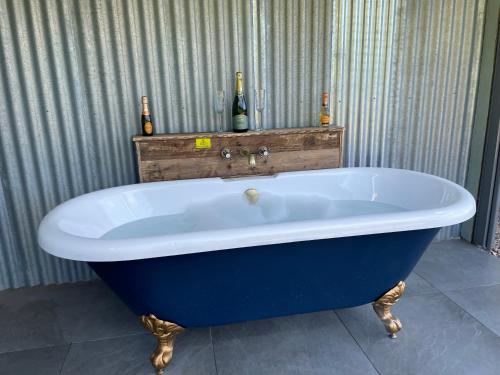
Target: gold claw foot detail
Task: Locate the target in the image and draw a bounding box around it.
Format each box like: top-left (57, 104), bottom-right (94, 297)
top-left (140, 314), bottom-right (185, 375)
top-left (372, 281), bottom-right (406, 339)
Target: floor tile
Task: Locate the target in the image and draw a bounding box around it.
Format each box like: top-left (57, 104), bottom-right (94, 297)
top-left (414, 239), bottom-right (500, 291)
top-left (337, 293), bottom-right (500, 375)
top-left (445, 284), bottom-right (500, 336)
top-left (49, 280), bottom-right (144, 342)
top-left (0, 345), bottom-right (69, 375)
top-left (0, 280), bottom-right (143, 353)
top-left (60, 329), bottom-right (216, 375)
top-left (3, 239), bottom-right (500, 375)
top-left (404, 272), bottom-right (439, 297)
top-left (212, 310), bottom-right (378, 375)
top-left (0, 285), bottom-right (66, 353)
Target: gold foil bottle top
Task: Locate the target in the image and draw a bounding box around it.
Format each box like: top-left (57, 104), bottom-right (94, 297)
top-left (320, 92), bottom-right (330, 127)
top-left (322, 92), bottom-right (329, 106)
top-left (235, 72), bottom-right (243, 94)
top-left (141, 96), bottom-right (150, 115)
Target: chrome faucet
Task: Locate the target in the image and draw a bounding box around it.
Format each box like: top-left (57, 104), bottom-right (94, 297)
top-left (220, 148), bottom-right (232, 160)
top-left (222, 146), bottom-right (270, 167)
top-left (258, 146), bottom-right (269, 159)
top-left (240, 147), bottom-right (256, 167)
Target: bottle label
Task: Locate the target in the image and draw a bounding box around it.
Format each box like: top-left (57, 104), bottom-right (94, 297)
top-left (320, 115), bottom-right (330, 126)
top-left (144, 121), bottom-right (153, 134)
top-left (195, 138), bottom-right (212, 149)
top-left (233, 114), bottom-right (248, 130)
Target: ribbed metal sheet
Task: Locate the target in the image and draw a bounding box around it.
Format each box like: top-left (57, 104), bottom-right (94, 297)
top-left (0, 0), bottom-right (486, 289)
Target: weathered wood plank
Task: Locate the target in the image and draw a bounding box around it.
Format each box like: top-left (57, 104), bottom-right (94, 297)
top-left (134, 127), bottom-right (344, 182)
top-left (132, 126), bottom-right (342, 141)
top-left (139, 149), bottom-right (341, 182)
top-left (137, 131), bottom-right (339, 161)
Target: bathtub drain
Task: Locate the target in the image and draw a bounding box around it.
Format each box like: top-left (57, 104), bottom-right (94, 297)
top-left (244, 188), bottom-right (259, 204)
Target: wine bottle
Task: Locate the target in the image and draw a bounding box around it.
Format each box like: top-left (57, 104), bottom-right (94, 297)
top-left (232, 72), bottom-right (249, 132)
top-left (319, 92), bottom-right (330, 127)
top-left (141, 96), bottom-right (154, 136)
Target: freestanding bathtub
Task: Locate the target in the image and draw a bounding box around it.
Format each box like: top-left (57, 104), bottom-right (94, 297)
top-left (38, 167), bottom-right (475, 374)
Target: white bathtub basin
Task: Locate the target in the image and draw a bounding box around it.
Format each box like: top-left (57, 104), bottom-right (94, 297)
top-left (38, 168), bottom-right (476, 261)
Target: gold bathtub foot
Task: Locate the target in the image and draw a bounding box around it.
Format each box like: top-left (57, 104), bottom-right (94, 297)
top-left (140, 314), bottom-right (185, 375)
top-left (372, 281), bottom-right (406, 338)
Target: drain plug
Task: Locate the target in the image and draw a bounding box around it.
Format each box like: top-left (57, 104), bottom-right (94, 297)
top-left (244, 188), bottom-right (259, 204)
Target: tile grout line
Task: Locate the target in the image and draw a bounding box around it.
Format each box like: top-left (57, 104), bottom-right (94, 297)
top-left (0, 343), bottom-right (61, 356)
top-left (333, 310), bottom-right (383, 375)
top-left (68, 330), bottom-right (149, 344)
top-left (414, 267), bottom-right (482, 299)
top-left (439, 293), bottom-right (500, 339)
top-left (58, 343), bottom-right (72, 375)
top-left (413, 271), bottom-right (500, 338)
top-left (0, 331), bottom-right (149, 356)
top-left (412, 270), bottom-right (442, 293)
top-left (209, 327), bottom-right (220, 375)
top-left (414, 271), bottom-right (500, 293)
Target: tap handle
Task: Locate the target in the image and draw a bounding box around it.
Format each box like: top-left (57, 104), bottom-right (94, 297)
top-left (221, 148), bottom-right (232, 160)
top-left (259, 146), bottom-right (269, 158)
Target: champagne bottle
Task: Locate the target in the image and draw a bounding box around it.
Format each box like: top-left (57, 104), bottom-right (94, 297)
top-left (232, 72), bottom-right (249, 132)
top-left (319, 92), bottom-right (330, 127)
top-left (141, 96), bottom-right (154, 136)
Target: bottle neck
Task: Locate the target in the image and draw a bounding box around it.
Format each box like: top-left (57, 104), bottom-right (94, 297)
top-left (322, 94), bottom-right (329, 106)
top-left (235, 80), bottom-right (243, 95)
top-left (142, 102), bottom-right (150, 115)
top-left (235, 72), bottom-right (243, 95)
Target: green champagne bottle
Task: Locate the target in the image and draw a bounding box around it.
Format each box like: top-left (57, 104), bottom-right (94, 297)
top-left (232, 72), bottom-right (249, 132)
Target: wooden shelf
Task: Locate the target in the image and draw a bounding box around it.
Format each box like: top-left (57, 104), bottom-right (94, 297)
top-left (132, 126), bottom-right (344, 141)
top-left (133, 126), bottom-right (344, 182)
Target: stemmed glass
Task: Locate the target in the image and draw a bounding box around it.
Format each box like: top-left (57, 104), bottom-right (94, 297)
top-left (215, 90), bottom-right (225, 132)
top-left (255, 89), bottom-right (266, 131)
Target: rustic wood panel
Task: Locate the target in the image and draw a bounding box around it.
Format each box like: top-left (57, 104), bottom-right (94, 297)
top-left (133, 127), bottom-right (344, 182)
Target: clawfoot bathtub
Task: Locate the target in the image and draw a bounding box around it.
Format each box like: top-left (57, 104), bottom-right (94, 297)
top-left (38, 168), bottom-right (475, 374)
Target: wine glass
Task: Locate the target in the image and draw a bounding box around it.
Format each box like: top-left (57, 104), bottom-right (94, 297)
top-left (215, 90), bottom-right (225, 132)
top-left (255, 89), bottom-right (266, 131)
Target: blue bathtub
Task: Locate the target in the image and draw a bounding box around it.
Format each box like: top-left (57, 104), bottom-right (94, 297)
top-left (38, 168), bottom-right (475, 374)
top-left (90, 229), bottom-right (438, 327)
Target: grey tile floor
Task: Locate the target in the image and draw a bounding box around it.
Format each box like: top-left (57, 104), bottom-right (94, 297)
top-left (1, 239), bottom-right (500, 375)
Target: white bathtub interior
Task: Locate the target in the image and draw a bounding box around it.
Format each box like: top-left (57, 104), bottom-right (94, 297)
top-left (101, 193), bottom-right (408, 240)
top-left (53, 168), bottom-right (466, 240)
top-left (38, 168), bottom-right (476, 261)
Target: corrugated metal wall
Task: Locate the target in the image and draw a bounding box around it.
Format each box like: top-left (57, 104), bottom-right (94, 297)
top-left (0, 0), bottom-right (486, 290)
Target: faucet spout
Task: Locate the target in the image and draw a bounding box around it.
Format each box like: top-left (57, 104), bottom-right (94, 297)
top-left (240, 147), bottom-right (257, 167)
top-left (248, 154), bottom-right (256, 167)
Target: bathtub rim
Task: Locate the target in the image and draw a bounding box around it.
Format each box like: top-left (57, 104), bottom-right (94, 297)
top-left (37, 167), bottom-right (476, 262)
